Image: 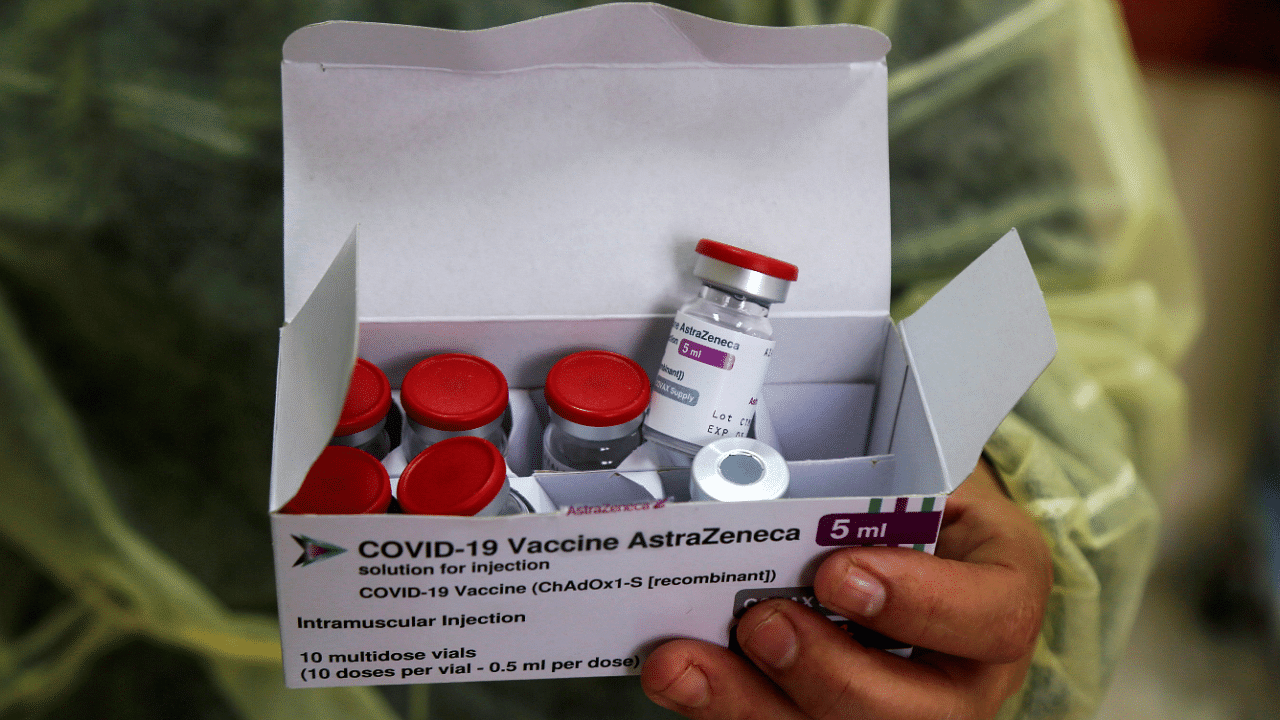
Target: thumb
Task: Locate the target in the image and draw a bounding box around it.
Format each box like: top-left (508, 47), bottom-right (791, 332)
top-left (813, 542), bottom-right (1049, 662)
top-left (813, 459), bottom-right (1052, 661)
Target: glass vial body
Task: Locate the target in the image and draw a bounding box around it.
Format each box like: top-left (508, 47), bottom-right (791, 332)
top-left (282, 445), bottom-right (393, 514)
top-left (400, 353), bottom-right (510, 460)
top-left (543, 426), bottom-right (642, 472)
top-left (541, 351), bottom-right (650, 472)
top-left (397, 436), bottom-right (526, 516)
top-left (690, 437), bottom-right (789, 502)
top-left (643, 239), bottom-right (798, 456)
top-left (330, 358), bottom-right (393, 460)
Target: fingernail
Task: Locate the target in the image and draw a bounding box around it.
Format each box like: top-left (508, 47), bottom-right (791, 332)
top-left (658, 664), bottom-right (710, 708)
top-left (841, 562), bottom-right (886, 616)
top-left (742, 608), bottom-right (798, 669)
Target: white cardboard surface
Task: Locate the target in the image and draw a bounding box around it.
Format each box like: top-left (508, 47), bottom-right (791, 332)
top-left (274, 493), bottom-right (941, 687)
top-left (281, 5), bottom-right (891, 324)
top-left (281, 6), bottom-right (891, 68)
top-left (896, 230), bottom-right (1056, 489)
top-left (271, 233), bottom-right (358, 508)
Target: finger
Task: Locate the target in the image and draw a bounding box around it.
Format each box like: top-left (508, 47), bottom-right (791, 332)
top-left (641, 638), bottom-right (807, 720)
top-left (933, 457), bottom-right (1048, 566)
top-left (734, 599), bottom-right (1012, 720)
top-left (913, 645), bottom-right (1035, 718)
top-left (813, 546), bottom-right (1045, 662)
top-left (812, 466), bottom-right (1051, 662)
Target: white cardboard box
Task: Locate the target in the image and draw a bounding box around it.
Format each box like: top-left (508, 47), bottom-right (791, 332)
top-left (270, 3), bottom-right (1056, 689)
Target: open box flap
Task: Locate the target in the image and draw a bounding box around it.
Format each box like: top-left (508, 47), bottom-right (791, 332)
top-left (270, 233), bottom-right (359, 510)
top-left (893, 230), bottom-right (1057, 492)
top-left (281, 4), bottom-right (891, 325)
top-left (282, 5), bottom-right (891, 68)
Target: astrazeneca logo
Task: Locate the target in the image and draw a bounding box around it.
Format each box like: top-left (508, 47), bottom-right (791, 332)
top-left (292, 535), bottom-right (347, 567)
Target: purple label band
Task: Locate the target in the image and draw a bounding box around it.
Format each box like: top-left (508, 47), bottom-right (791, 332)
top-left (815, 511), bottom-right (943, 547)
top-left (678, 339), bottom-right (735, 370)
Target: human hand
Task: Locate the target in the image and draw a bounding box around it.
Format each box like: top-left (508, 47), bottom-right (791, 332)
top-left (641, 458), bottom-right (1052, 720)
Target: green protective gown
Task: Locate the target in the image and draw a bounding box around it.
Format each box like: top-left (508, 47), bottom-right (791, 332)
top-left (887, 1), bottom-right (1200, 715)
top-left (0, 1), bottom-right (1199, 718)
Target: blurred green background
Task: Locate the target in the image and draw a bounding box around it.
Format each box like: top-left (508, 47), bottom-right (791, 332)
top-left (0, 1), bottom-right (1192, 718)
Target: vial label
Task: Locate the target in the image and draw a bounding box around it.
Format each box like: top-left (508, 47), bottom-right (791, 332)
top-left (645, 311), bottom-right (774, 448)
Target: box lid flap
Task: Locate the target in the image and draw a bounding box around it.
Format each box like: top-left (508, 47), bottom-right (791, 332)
top-left (896, 230), bottom-right (1057, 491)
top-left (281, 3), bottom-right (890, 324)
top-left (282, 5), bottom-right (891, 68)
top-left (270, 234), bottom-right (359, 510)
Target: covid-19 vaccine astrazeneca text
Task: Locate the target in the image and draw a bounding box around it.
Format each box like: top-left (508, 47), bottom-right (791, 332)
top-left (643, 239), bottom-right (798, 456)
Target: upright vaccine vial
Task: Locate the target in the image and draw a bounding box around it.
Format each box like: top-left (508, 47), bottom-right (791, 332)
top-left (282, 445), bottom-right (393, 514)
top-left (690, 437), bottom-right (789, 502)
top-left (542, 350), bottom-right (650, 472)
top-left (397, 436), bottom-right (527, 516)
top-left (330, 358), bottom-right (394, 460)
top-left (643, 239), bottom-right (798, 455)
top-left (400, 353), bottom-right (510, 460)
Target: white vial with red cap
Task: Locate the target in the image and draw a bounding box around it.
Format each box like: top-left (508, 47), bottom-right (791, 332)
top-left (282, 445), bottom-right (393, 515)
top-left (542, 350), bottom-right (651, 472)
top-left (397, 436), bottom-right (526, 516)
top-left (643, 239), bottom-right (798, 456)
top-left (330, 358), bottom-right (394, 460)
top-left (400, 353), bottom-right (510, 461)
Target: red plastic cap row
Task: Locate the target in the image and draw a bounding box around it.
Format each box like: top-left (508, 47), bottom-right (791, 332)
top-left (336, 358), bottom-right (393, 435)
top-left (398, 436), bottom-right (506, 516)
top-left (401, 353), bottom-right (509, 431)
top-left (545, 350), bottom-right (650, 427)
top-left (695, 239), bottom-right (798, 281)
top-left (283, 445), bottom-right (392, 515)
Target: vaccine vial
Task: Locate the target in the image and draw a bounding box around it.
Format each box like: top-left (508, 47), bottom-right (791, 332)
top-left (690, 437), bottom-right (789, 502)
top-left (643, 239), bottom-right (798, 455)
top-left (542, 350), bottom-right (651, 472)
top-left (282, 445), bottom-right (393, 514)
top-left (397, 436), bottom-right (527, 516)
top-left (400, 353), bottom-right (509, 460)
top-left (330, 358), bottom-right (394, 460)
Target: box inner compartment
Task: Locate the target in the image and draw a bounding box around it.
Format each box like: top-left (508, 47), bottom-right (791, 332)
top-left (352, 312), bottom-right (898, 514)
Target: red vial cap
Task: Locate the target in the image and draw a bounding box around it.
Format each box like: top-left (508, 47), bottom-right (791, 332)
top-left (695, 239), bottom-right (798, 281)
top-left (401, 353), bottom-right (509, 431)
top-left (397, 436), bottom-right (506, 516)
top-left (545, 351), bottom-right (650, 427)
top-left (335, 358), bottom-right (393, 435)
top-left (282, 445), bottom-right (392, 514)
